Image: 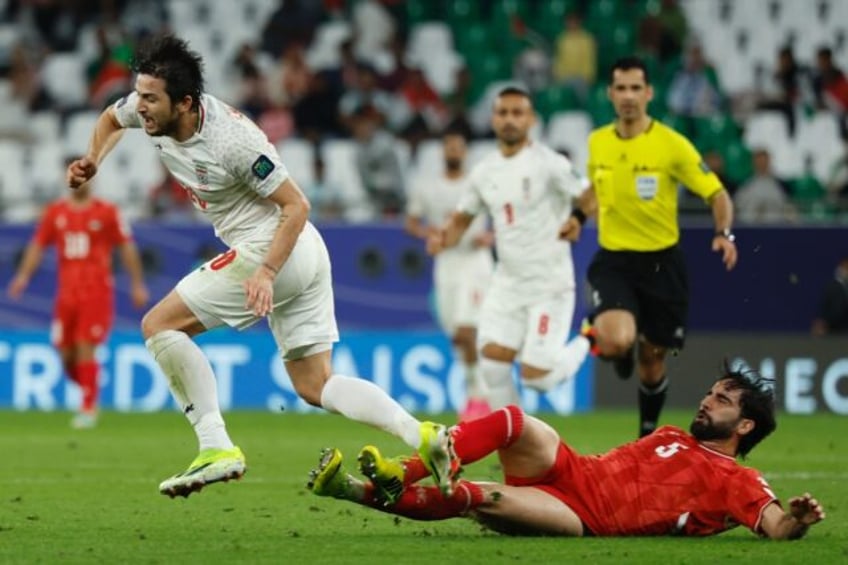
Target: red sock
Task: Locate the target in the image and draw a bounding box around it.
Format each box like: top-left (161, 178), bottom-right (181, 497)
top-left (378, 480), bottom-right (484, 521)
top-left (65, 363), bottom-right (80, 384)
top-left (452, 404), bottom-right (524, 465)
top-left (75, 361), bottom-right (99, 413)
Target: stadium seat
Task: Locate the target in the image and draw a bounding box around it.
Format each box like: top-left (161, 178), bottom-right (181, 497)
top-left (25, 141), bottom-right (64, 202)
top-left (412, 139), bottom-right (443, 178)
top-left (408, 22), bottom-right (454, 61)
top-left (277, 138), bottom-right (316, 189)
top-left (797, 112), bottom-right (844, 182)
top-left (547, 111), bottom-right (592, 172)
top-left (63, 111), bottom-right (101, 156)
top-left (319, 139), bottom-right (370, 222)
top-left (534, 85), bottom-right (580, 121)
top-left (721, 141), bottom-right (753, 184)
top-left (530, 0), bottom-right (576, 41)
top-left (306, 20), bottom-right (352, 71)
top-left (0, 141), bottom-right (37, 222)
top-left (41, 53), bottom-right (88, 109)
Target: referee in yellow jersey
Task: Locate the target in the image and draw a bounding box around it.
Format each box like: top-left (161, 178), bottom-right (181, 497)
top-left (566, 56), bottom-right (738, 437)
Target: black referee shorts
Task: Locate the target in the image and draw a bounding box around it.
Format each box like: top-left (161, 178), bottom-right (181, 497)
top-left (587, 245), bottom-right (688, 350)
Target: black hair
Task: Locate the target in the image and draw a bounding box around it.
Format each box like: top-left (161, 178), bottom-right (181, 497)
top-left (718, 360), bottom-right (776, 458)
top-left (133, 34), bottom-right (205, 111)
top-left (609, 56), bottom-right (651, 84)
top-left (496, 85), bottom-right (532, 101)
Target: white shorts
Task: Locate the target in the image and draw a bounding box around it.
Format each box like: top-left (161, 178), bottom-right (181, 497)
top-left (477, 284), bottom-right (575, 370)
top-left (433, 251), bottom-right (493, 334)
top-left (176, 223), bottom-right (339, 360)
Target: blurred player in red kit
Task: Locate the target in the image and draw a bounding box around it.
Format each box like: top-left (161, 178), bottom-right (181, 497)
top-left (7, 167), bottom-right (149, 428)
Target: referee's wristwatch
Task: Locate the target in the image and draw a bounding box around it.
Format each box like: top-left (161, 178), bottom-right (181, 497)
top-left (714, 228), bottom-right (736, 242)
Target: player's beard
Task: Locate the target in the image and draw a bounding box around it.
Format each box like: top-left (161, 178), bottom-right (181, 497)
top-left (498, 125), bottom-right (526, 147)
top-left (147, 110), bottom-right (180, 137)
top-left (689, 413), bottom-right (735, 441)
top-left (445, 158), bottom-right (462, 173)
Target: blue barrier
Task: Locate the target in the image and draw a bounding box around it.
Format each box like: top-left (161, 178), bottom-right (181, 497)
top-left (0, 329), bottom-right (594, 413)
top-left (1, 222), bottom-right (843, 332)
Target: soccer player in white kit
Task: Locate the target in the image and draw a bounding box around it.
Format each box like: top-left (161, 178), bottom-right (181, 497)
top-left (405, 132), bottom-right (494, 421)
top-left (65, 35), bottom-right (456, 498)
top-left (427, 87), bottom-right (593, 408)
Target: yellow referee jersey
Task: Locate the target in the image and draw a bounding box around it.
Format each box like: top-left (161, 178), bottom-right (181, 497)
top-left (587, 119), bottom-right (723, 251)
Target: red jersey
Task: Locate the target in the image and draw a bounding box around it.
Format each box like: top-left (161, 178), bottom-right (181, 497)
top-left (511, 426), bottom-right (778, 537)
top-left (33, 198), bottom-right (132, 301)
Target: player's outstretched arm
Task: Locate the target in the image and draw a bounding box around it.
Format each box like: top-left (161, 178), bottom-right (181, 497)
top-left (118, 242), bottom-right (150, 309)
top-left (6, 242), bottom-right (45, 299)
top-left (67, 108), bottom-right (125, 189)
top-left (759, 494), bottom-right (825, 540)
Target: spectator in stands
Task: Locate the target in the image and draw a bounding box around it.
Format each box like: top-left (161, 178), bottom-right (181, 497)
top-left (8, 42), bottom-right (53, 113)
top-left (268, 43), bottom-right (312, 108)
top-left (352, 107), bottom-right (405, 218)
top-left (379, 35), bottom-right (413, 92)
top-left (442, 66), bottom-right (474, 140)
top-left (293, 71), bottom-right (343, 143)
top-left (756, 46), bottom-right (804, 136)
top-left (811, 46), bottom-right (848, 139)
top-left (655, 0), bottom-right (688, 62)
top-left (260, 0), bottom-right (321, 58)
top-left (231, 43), bottom-right (271, 120)
top-left (812, 257), bottom-right (848, 336)
top-left (397, 67), bottom-right (446, 149)
top-left (666, 43), bottom-right (722, 119)
top-left (825, 142), bottom-right (848, 213)
top-left (552, 12), bottom-right (596, 102)
top-left (338, 62), bottom-right (397, 134)
top-left (86, 24), bottom-right (134, 109)
top-left (734, 149), bottom-right (797, 224)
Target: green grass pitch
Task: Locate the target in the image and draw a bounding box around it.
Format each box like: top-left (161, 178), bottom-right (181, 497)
top-left (0, 409), bottom-right (844, 564)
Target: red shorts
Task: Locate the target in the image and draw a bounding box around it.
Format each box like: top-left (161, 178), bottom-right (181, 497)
top-left (51, 293), bottom-right (114, 348)
top-left (504, 442), bottom-right (605, 536)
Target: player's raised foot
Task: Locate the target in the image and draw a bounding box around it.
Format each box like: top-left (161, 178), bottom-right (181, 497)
top-left (308, 447), bottom-right (358, 500)
top-left (580, 318), bottom-right (600, 356)
top-left (613, 348), bottom-right (635, 380)
top-left (70, 411), bottom-right (97, 429)
top-left (459, 398), bottom-right (491, 422)
top-left (357, 445), bottom-right (405, 506)
top-left (418, 422), bottom-right (460, 497)
top-left (159, 446), bottom-right (246, 499)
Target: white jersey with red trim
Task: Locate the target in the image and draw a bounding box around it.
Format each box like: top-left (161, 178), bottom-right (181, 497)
top-left (113, 92), bottom-right (290, 248)
top-left (457, 141), bottom-right (587, 297)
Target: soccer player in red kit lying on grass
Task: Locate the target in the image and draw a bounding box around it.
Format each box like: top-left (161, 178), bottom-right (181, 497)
top-left (308, 363), bottom-right (825, 539)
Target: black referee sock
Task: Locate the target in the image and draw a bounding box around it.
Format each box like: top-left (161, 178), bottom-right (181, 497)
top-left (638, 376), bottom-right (668, 438)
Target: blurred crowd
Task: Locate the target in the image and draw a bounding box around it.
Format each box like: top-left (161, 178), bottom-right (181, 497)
top-left (1, 0), bottom-right (848, 224)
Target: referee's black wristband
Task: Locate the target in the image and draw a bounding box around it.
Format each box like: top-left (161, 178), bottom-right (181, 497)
top-left (571, 208), bottom-right (587, 226)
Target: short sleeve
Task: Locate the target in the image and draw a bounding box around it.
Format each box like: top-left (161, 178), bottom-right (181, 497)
top-left (112, 92), bottom-right (142, 128)
top-left (456, 166), bottom-right (485, 216)
top-left (32, 206), bottom-right (57, 246)
top-left (549, 150), bottom-right (589, 198)
top-left (671, 133), bottom-right (723, 200)
top-left (219, 119), bottom-right (289, 198)
top-left (726, 469), bottom-right (779, 534)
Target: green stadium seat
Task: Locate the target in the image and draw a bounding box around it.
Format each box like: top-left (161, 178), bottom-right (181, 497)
top-left (721, 142), bottom-right (753, 184)
top-left (587, 83), bottom-right (616, 126)
top-left (445, 0), bottom-right (479, 31)
top-left (454, 21), bottom-right (490, 56)
top-left (531, 0), bottom-right (576, 41)
top-left (405, 0), bottom-right (437, 25)
top-left (694, 114), bottom-right (741, 151)
top-left (534, 85), bottom-right (581, 120)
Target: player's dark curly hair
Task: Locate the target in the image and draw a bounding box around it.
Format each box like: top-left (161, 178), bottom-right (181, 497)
top-left (718, 360), bottom-right (776, 458)
top-left (133, 34), bottom-right (205, 111)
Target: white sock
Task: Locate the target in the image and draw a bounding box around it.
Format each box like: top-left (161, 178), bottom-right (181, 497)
top-left (320, 374), bottom-right (422, 449)
top-left (145, 330), bottom-right (233, 451)
top-left (522, 335), bottom-right (591, 393)
top-left (479, 357), bottom-right (518, 409)
top-left (454, 346), bottom-right (485, 399)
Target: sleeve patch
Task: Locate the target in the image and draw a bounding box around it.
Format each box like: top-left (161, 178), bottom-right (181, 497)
top-left (251, 155), bottom-right (275, 180)
top-left (116, 94), bottom-right (128, 108)
top-left (698, 160), bottom-right (712, 174)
